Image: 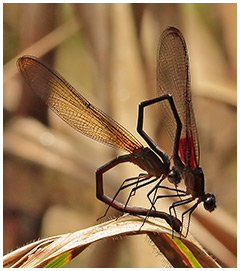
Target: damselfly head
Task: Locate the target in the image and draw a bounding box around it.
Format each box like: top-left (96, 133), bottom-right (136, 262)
top-left (168, 166), bottom-right (181, 185)
top-left (203, 193), bottom-right (216, 212)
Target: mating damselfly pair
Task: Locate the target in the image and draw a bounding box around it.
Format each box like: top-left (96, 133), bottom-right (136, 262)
top-left (17, 26), bottom-right (216, 237)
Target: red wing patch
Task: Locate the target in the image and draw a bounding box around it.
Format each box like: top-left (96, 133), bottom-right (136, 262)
top-left (179, 136), bottom-right (197, 168)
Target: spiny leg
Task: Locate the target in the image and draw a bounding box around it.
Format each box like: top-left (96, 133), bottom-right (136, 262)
top-left (152, 189), bottom-right (187, 218)
top-left (169, 197), bottom-right (195, 229)
top-left (147, 181), bottom-right (186, 209)
top-left (139, 176), bottom-right (164, 230)
top-left (139, 183), bottom-right (185, 230)
top-left (123, 176), bottom-right (159, 211)
top-left (140, 186), bottom-right (187, 230)
top-left (97, 173), bottom-right (148, 220)
top-left (181, 202), bottom-right (198, 237)
top-left (125, 173), bottom-right (148, 197)
top-left (146, 176), bottom-right (166, 211)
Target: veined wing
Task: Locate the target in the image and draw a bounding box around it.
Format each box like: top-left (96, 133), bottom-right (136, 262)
top-left (17, 56), bottom-right (143, 153)
top-left (156, 27), bottom-right (200, 167)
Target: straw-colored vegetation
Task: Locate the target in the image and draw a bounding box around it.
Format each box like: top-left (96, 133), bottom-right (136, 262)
top-left (3, 3), bottom-right (236, 267)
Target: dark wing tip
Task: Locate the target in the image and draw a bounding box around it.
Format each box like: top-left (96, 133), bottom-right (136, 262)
top-left (161, 26), bottom-right (186, 46)
top-left (163, 26), bottom-right (183, 36)
top-left (17, 55), bottom-right (38, 70)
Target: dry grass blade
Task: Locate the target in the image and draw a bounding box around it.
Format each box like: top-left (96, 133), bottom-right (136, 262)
top-left (4, 18), bottom-right (80, 84)
top-left (3, 215), bottom-right (220, 268)
top-left (148, 232), bottom-right (220, 268)
top-left (3, 236), bottom-right (60, 268)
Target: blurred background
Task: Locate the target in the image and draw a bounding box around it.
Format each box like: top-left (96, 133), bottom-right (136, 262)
top-left (3, 3), bottom-right (236, 268)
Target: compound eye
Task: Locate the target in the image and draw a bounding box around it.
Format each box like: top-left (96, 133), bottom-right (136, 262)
top-left (204, 193), bottom-right (216, 212)
top-left (168, 166), bottom-right (181, 185)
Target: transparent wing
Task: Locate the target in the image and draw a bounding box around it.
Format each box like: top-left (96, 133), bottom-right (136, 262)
top-left (17, 56), bottom-right (143, 153)
top-left (156, 27), bottom-right (200, 167)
